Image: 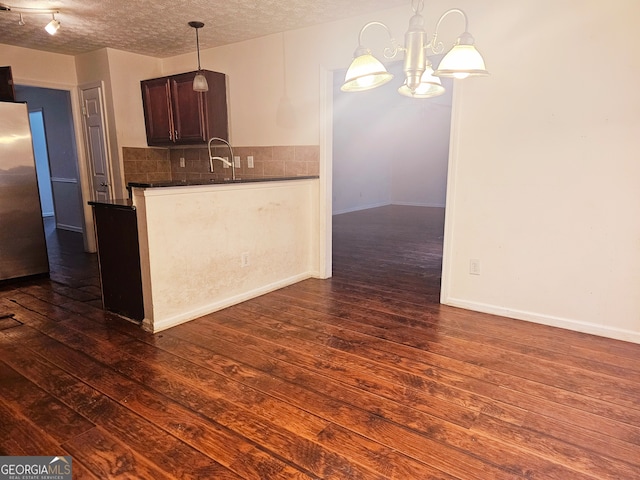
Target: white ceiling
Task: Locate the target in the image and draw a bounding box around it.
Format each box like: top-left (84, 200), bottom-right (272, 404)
top-left (0, 0), bottom-right (408, 58)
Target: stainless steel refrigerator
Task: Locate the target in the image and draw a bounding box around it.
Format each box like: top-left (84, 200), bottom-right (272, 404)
top-left (0, 101), bottom-right (49, 281)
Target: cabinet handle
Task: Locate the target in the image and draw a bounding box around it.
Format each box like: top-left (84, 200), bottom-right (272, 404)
top-left (175, 130), bottom-right (179, 140)
top-left (169, 130), bottom-right (173, 141)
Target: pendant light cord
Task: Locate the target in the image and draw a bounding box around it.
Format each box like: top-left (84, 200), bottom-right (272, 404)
top-left (195, 27), bottom-right (202, 71)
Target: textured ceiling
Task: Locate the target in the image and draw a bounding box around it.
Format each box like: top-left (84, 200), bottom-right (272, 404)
top-left (0, 0), bottom-right (409, 58)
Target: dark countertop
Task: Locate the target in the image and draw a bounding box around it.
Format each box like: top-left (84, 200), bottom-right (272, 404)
top-left (88, 198), bottom-right (135, 209)
top-left (89, 176), bottom-right (319, 208)
top-left (127, 175), bottom-right (319, 189)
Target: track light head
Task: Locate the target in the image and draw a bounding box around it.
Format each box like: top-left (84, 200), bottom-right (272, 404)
top-left (45, 13), bottom-right (60, 35)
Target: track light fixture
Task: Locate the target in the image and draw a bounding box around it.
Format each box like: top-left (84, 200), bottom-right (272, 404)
top-left (0, 3), bottom-right (61, 34)
top-left (189, 21), bottom-right (209, 92)
top-left (45, 13), bottom-right (60, 35)
top-left (342, 0), bottom-right (488, 99)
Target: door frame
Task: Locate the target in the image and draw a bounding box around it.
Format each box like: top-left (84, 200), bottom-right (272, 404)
top-left (80, 82), bottom-right (114, 204)
top-left (11, 76), bottom-right (96, 252)
top-left (321, 67), bottom-right (460, 300)
top-left (27, 108), bottom-right (55, 217)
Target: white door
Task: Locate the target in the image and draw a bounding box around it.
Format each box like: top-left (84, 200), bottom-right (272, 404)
top-left (81, 85), bottom-right (111, 202)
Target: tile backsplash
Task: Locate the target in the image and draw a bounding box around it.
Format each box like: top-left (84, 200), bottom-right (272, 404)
top-left (122, 145), bottom-right (319, 185)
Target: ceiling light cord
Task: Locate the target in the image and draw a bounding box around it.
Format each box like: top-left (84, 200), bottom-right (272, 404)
top-left (195, 25), bottom-right (202, 70)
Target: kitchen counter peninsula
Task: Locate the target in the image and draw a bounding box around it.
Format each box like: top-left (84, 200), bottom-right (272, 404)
top-left (127, 176), bottom-right (320, 332)
top-left (127, 175), bottom-right (318, 189)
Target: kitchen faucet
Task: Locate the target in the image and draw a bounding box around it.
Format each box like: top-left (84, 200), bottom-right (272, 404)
top-left (207, 137), bottom-right (236, 180)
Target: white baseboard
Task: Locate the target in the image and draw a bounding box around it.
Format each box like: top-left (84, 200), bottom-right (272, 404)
top-left (333, 201), bottom-right (390, 216)
top-left (146, 272), bottom-right (313, 333)
top-left (392, 201), bottom-right (446, 208)
top-left (333, 202), bottom-right (445, 215)
top-left (443, 296), bottom-right (640, 345)
top-left (56, 223), bottom-right (83, 233)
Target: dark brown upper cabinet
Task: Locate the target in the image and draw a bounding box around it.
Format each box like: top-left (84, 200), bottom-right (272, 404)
top-left (0, 66), bottom-right (16, 102)
top-left (141, 70), bottom-right (228, 146)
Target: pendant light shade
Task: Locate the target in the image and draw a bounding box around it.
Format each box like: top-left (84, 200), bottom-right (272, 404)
top-left (341, 48), bottom-right (394, 92)
top-left (188, 21), bottom-right (209, 92)
top-left (192, 72), bottom-right (208, 92)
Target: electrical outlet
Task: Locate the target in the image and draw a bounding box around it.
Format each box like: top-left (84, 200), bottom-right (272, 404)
top-left (234, 156), bottom-right (241, 168)
top-left (469, 259), bottom-right (481, 275)
top-left (247, 155), bottom-right (254, 168)
top-left (223, 156), bottom-right (229, 168)
top-left (179, 157), bottom-right (185, 168)
top-left (241, 252), bottom-right (250, 267)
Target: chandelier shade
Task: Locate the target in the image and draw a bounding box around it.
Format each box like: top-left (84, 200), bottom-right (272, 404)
top-left (433, 33), bottom-right (488, 78)
top-left (341, 51), bottom-right (394, 92)
top-left (398, 64), bottom-right (444, 98)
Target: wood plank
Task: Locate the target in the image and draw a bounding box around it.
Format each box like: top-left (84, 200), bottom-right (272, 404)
top-left (231, 295), bottom-right (640, 445)
top-left (63, 427), bottom-right (175, 480)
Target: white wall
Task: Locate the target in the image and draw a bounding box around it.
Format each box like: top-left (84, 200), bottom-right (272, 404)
top-left (133, 179), bottom-right (320, 332)
top-left (0, 44), bottom-right (77, 86)
top-left (441, 0), bottom-right (640, 342)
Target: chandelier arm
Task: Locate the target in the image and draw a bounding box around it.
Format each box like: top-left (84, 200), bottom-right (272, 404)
top-left (357, 21), bottom-right (400, 59)
top-left (429, 8), bottom-right (469, 54)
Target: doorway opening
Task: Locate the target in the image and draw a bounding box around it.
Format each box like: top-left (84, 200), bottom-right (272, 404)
top-left (331, 61), bottom-right (453, 296)
top-left (28, 110), bottom-right (54, 218)
top-left (14, 85), bottom-right (91, 284)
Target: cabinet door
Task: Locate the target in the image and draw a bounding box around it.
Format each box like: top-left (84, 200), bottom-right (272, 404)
top-left (0, 66), bottom-right (16, 102)
top-left (170, 73), bottom-right (206, 144)
top-left (141, 77), bottom-right (173, 145)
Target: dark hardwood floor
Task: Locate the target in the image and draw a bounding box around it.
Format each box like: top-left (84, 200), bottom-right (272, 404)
top-left (1, 206), bottom-right (639, 479)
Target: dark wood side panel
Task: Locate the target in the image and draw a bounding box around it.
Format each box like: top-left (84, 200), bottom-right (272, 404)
top-left (92, 205), bottom-right (144, 321)
top-left (202, 70), bottom-right (229, 142)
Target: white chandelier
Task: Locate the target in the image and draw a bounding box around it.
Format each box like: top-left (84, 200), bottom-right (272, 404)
top-left (341, 0), bottom-right (488, 98)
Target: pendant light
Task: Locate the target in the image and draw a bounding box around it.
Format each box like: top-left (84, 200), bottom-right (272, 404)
top-left (189, 21), bottom-right (208, 92)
